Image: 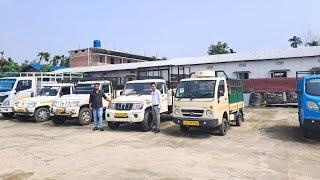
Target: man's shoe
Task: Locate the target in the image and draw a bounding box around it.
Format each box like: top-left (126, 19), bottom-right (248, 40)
top-left (154, 130), bottom-right (160, 134)
top-left (93, 127), bottom-right (98, 131)
top-left (99, 127), bottom-right (104, 131)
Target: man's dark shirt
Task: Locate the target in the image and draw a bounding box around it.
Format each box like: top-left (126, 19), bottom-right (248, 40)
top-left (89, 90), bottom-right (107, 108)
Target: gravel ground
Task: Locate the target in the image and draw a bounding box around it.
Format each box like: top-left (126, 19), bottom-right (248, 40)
top-left (0, 108), bottom-right (319, 180)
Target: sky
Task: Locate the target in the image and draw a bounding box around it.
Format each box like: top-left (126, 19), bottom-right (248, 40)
top-left (1, 0), bottom-right (320, 62)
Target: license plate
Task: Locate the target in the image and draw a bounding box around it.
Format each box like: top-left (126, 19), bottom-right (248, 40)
top-left (15, 108), bottom-right (26, 113)
top-left (114, 112), bottom-right (128, 118)
top-left (54, 108), bottom-right (65, 113)
top-left (183, 120), bottom-right (200, 126)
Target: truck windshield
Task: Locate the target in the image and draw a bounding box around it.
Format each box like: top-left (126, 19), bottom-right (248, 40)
top-left (0, 79), bottom-right (16, 92)
top-left (175, 80), bottom-right (216, 98)
top-left (306, 78), bottom-right (320, 96)
top-left (39, 86), bottom-right (59, 96)
top-left (74, 84), bottom-right (94, 94)
top-left (123, 82), bottom-right (163, 95)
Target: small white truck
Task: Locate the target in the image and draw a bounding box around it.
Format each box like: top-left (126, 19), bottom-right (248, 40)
top-left (105, 79), bottom-right (173, 131)
top-left (14, 83), bottom-right (74, 122)
top-left (0, 72), bottom-right (81, 119)
top-left (173, 70), bottom-right (245, 135)
top-left (51, 80), bottom-right (112, 125)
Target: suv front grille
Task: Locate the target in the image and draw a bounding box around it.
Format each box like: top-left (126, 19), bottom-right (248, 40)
top-left (181, 109), bottom-right (204, 117)
top-left (115, 103), bottom-right (133, 110)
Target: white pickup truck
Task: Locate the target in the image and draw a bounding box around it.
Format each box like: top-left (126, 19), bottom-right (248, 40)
top-left (0, 72), bottom-right (81, 119)
top-left (14, 83), bottom-right (74, 122)
top-left (105, 79), bottom-right (173, 131)
top-left (51, 80), bottom-right (112, 125)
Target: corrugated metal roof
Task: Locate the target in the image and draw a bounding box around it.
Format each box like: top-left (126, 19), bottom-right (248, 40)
top-left (54, 47), bottom-right (320, 73)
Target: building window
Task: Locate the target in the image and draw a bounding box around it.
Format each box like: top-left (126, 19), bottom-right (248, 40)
top-left (276, 61), bottom-right (284, 65)
top-left (110, 58), bottom-right (115, 64)
top-left (239, 63), bottom-right (246, 67)
top-left (81, 49), bottom-right (85, 52)
top-left (74, 51), bottom-right (78, 54)
top-left (127, 60), bottom-right (132, 63)
top-left (271, 71), bottom-right (287, 78)
top-left (236, 72), bottom-right (249, 79)
top-left (207, 65), bottom-right (213, 69)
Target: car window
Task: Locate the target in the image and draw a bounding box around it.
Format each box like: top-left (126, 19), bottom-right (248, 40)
top-left (60, 87), bottom-right (71, 95)
top-left (16, 80), bottom-right (32, 92)
top-left (102, 84), bottom-right (110, 93)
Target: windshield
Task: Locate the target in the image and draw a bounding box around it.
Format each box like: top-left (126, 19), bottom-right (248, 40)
top-left (74, 84), bottom-right (94, 94)
top-left (0, 79), bottom-right (16, 92)
top-left (39, 86), bottom-right (60, 96)
top-left (175, 80), bottom-right (216, 98)
top-left (306, 78), bottom-right (320, 96)
top-left (123, 82), bottom-right (163, 95)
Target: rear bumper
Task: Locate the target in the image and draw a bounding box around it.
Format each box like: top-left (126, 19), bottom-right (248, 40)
top-left (173, 117), bottom-right (219, 128)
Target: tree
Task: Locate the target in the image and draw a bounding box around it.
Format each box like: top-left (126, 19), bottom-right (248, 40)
top-left (207, 41), bottom-right (234, 55)
top-left (306, 40), bottom-right (320, 47)
top-left (51, 55), bottom-right (62, 66)
top-left (37, 52), bottom-right (50, 64)
top-left (60, 55), bottom-right (70, 67)
top-left (288, 36), bottom-right (302, 48)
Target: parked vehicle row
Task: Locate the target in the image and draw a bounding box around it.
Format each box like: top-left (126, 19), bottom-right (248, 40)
top-left (0, 71), bottom-right (246, 136)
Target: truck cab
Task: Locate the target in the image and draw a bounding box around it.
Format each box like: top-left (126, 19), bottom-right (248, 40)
top-left (105, 79), bottom-right (171, 131)
top-left (173, 70), bottom-right (244, 135)
top-left (51, 80), bottom-right (112, 125)
top-left (296, 71), bottom-right (320, 138)
top-left (0, 77), bottom-right (36, 118)
top-left (14, 83), bottom-right (74, 122)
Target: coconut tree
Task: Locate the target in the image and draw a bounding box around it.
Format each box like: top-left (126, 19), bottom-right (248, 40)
top-left (288, 36), bottom-right (302, 48)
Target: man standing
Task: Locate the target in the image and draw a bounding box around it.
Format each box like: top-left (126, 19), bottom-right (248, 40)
top-left (89, 83), bottom-right (109, 131)
top-left (150, 82), bottom-right (162, 134)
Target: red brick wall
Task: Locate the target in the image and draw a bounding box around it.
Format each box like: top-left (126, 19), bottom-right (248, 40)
top-left (69, 50), bottom-right (89, 67)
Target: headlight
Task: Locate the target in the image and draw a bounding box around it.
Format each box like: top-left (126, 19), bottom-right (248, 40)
top-left (108, 103), bottom-right (116, 109)
top-left (174, 109), bottom-right (180, 115)
top-left (69, 101), bottom-right (80, 107)
top-left (307, 101), bottom-right (319, 111)
top-left (132, 102), bottom-right (144, 110)
top-left (206, 110), bottom-right (214, 117)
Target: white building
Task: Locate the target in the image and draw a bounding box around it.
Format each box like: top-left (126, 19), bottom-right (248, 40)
top-left (55, 47), bottom-right (320, 81)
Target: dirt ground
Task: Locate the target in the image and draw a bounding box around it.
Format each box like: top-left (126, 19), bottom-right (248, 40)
top-left (0, 108), bottom-right (319, 180)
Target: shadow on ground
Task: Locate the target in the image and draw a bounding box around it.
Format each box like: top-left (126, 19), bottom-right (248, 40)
top-left (261, 124), bottom-right (320, 143)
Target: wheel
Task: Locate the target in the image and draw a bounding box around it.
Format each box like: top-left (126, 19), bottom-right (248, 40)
top-left (235, 112), bottom-right (243, 126)
top-left (2, 113), bottom-right (14, 119)
top-left (218, 118), bottom-right (228, 136)
top-left (141, 110), bottom-right (153, 132)
top-left (302, 126), bottom-right (311, 138)
top-left (16, 115), bottom-right (29, 121)
top-left (52, 116), bottom-right (66, 125)
top-left (180, 125), bottom-right (189, 134)
top-left (34, 107), bottom-right (50, 122)
top-left (107, 121), bottom-right (120, 129)
top-left (78, 107), bottom-right (92, 126)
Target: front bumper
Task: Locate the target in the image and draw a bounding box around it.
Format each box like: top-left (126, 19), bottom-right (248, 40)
top-left (303, 118), bottom-right (320, 128)
top-left (105, 109), bottom-right (145, 123)
top-left (173, 117), bottom-right (219, 128)
top-left (51, 107), bottom-right (80, 118)
top-left (0, 107), bottom-right (14, 113)
top-left (14, 107), bottom-right (35, 116)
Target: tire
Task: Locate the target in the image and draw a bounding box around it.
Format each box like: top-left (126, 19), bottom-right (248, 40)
top-left (235, 112), bottom-right (243, 126)
top-left (16, 115), bottom-right (29, 121)
top-left (218, 118), bottom-right (228, 136)
top-left (107, 121), bottom-right (120, 129)
top-left (2, 113), bottom-right (14, 119)
top-left (78, 107), bottom-right (92, 126)
top-left (141, 110), bottom-right (153, 132)
top-left (34, 107), bottom-right (50, 122)
top-left (52, 116), bottom-right (65, 125)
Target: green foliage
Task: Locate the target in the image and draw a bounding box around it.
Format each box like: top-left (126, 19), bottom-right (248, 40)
top-left (40, 64), bottom-right (52, 72)
top-left (37, 51), bottom-right (51, 64)
top-left (288, 36), bottom-right (303, 48)
top-left (306, 40), bottom-right (319, 47)
top-left (207, 42), bottom-right (235, 55)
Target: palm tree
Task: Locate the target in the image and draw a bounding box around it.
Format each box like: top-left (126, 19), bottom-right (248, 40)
top-left (37, 52), bottom-right (50, 64)
top-left (288, 36), bottom-right (302, 48)
top-left (306, 40), bottom-right (320, 47)
top-left (51, 55), bottom-right (62, 66)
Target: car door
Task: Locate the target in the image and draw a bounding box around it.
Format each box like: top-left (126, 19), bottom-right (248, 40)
top-left (102, 84), bottom-right (111, 107)
top-left (217, 80), bottom-right (228, 119)
top-left (159, 83), bottom-right (168, 113)
top-left (14, 80), bottom-right (33, 101)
